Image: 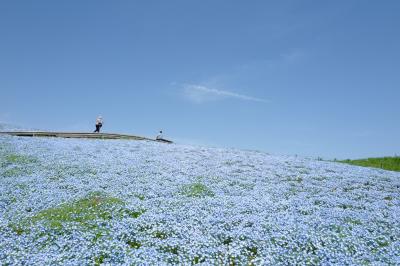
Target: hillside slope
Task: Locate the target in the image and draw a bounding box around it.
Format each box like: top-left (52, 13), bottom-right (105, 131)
top-left (0, 133), bottom-right (399, 265)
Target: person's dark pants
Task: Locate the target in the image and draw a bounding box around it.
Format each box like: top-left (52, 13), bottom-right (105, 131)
top-left (94, 124), bottom-right (102, 133)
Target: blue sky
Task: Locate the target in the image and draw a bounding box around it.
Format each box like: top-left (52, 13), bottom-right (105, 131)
top-left (1, 1), bottom-right (399, 159)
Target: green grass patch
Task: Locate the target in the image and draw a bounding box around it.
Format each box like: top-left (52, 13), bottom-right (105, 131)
top-left (0, 151), bottom-right (37, 177)
top-left (5, 154), bottom-right (38, 164)
top-left (10, 192), bottom-right (144, 236)
top-left (192, 255), bottom-right (206, 264)
top-left (0, 151), bottom-right (38, 169)
top-left (28, 192), bottom-right (124, 230)
top-left (339, 157), bottom-right (400, 172)
top-left (160, 245), bottom-right (179, 255)
top-left (124, 209), bottom-right (146, 218)
top-left (126, 239), bottom-right (142, 249)
top-left (134, 193), bottom-right (145, 201)
top-left (180, 182), bottom-right (214, 198)
top-left (93, 253), bottom-right (109, 266)
top-left (2, 166), bottom-right (31, 177)
top-left (152, 230), bottom-right (169, 239)
top-left (375, 237), bottom-right (390, 248)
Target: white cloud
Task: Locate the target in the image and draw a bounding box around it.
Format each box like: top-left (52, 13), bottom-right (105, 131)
top-left (182, 84), bottom-right (268, 104)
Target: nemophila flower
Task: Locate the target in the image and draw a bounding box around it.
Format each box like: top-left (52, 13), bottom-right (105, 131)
top-left (0, 129), bottom-right (399, 265)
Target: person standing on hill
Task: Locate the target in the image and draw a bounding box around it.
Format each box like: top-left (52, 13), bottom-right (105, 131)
top-left (156, 130), bottom-right (163, 140)
top-left (94, 116), bottom-right (103, 133)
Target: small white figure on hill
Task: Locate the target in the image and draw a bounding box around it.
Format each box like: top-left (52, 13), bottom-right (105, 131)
top-left (156, 130), bottom-right (163, 140)
top-left (94, 116), bottom-right (103, 133)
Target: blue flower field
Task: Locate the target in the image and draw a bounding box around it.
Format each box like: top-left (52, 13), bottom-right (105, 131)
top-left (0, 126), bottom-right (399, 265)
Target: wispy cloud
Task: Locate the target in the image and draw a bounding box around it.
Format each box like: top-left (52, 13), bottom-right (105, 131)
top-left (182, 84), bottom-right (268, 104)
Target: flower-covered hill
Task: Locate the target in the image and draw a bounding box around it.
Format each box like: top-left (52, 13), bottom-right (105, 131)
top-left (0, 132), bottom-right (399, 265)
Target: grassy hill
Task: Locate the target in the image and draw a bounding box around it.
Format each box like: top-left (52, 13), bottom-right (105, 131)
top-left (1, 130), bottom-right (400, 265)
top-left (339, 157), bottom-right (400, 172)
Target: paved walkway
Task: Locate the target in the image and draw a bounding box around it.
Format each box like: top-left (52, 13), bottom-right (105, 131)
top-left (0, 131), bottom-right (167, 142)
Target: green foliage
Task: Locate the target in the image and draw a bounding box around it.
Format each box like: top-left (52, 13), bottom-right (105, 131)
top-left (28, 192), bottom-right (124, 229)
top-left (9, 224), bottom-right (24, 235)
top-left (314, 199), bottom-right (324, 206)
top-left (376, 237), bottom-right (390, 248)
top-left (180, 182), bottom-right (215, 198)
top-left (126, 239), bottom-right (142, 249)
top-left (192, 255), bottom-right (206, 264)
top-left (245, 246), bottom-right (258, 259)
top-left (135, 194), bottom-right (145, 201)
top-left (93, 253), bottom-right (108, 266)
top-left (5, 154), bottom-right (38, 164)
top-left (160, 245), bottom-right (179, 255)
top-left (153, 230), bottom-right (168, 239)
top-left (0, 150), bottom-right (37, 177)
top-left (0, 150), bottom-right (38, 170)
top-left (124, 209), bottom-right (146, 218)
top-left (10, 192), bottom-right (144, 236)
top-left (2, 166), bottom-right (31, 177)
top-left (339, 157), bottom-right (400, 172)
